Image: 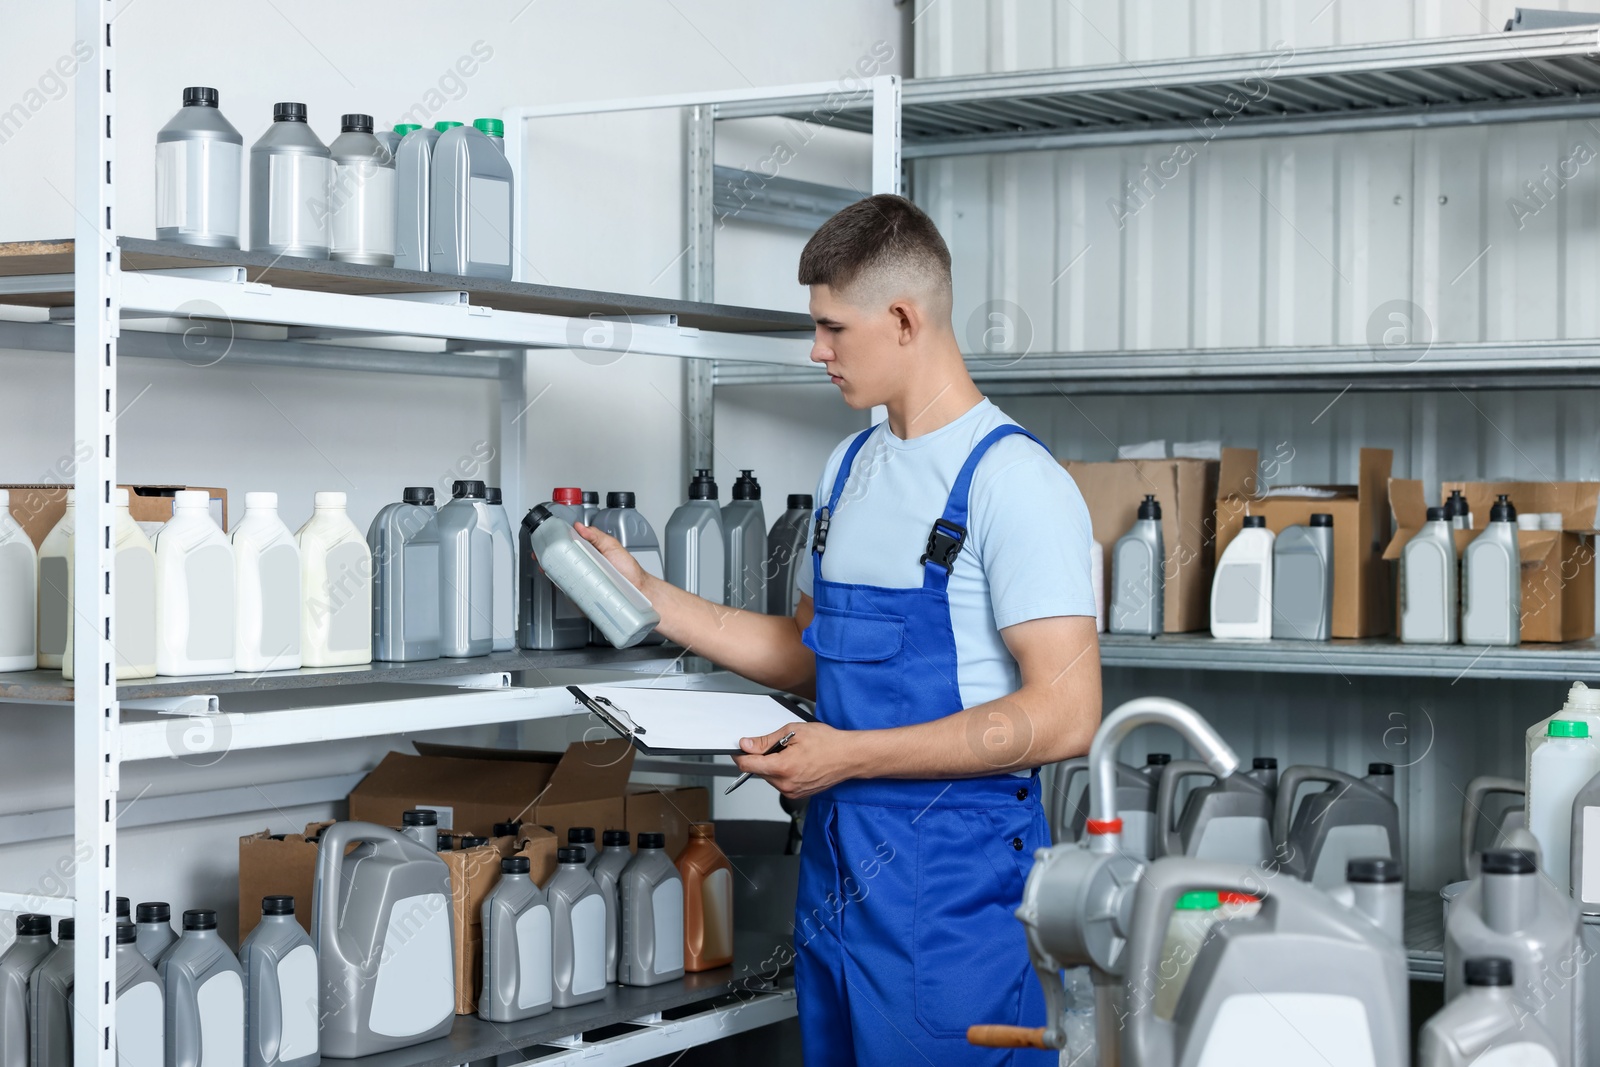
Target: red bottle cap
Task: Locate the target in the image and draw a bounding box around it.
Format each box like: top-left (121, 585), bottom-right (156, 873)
top-left (552, 487), bottom-right (583, 505)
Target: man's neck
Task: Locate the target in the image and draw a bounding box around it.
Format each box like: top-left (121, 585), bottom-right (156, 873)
top-left (884, 344), bottom-right (984, 441)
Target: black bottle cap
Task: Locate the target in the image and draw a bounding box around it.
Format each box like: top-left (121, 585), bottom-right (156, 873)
top-left (1368, 762), bottom-right (1393, 775)
top-left (788, 494), bottom-right (814, 510)
top-left (558, 845), bottom-right (587, 864)
top-left (501, 856), bottom-right (531, 875)
top-left (568, 827), bottom-right (596, 844)
top-left (1253, 757), bottom-right (1277, 769)
top-left (1137, 494), bottom-right (1160, 520)
top-left (452, 479), bottom-right (486, 499)
top-left (602, 829), bottom-right (630, 847)
top-left (1481, 848), bottom-right (1537, 875)
top-left (485, 487), bottom-right (503, 505)
top-left (1242, 515), bottom-right (1266, 528)
top-left (117, 897), bottom-right (130, 919)
top-left (183, 87), bottom-right (219, 108)
top-left (116, 923), bottom-right (137, 945)
top-left (1465, 957), bottom-right (1514, 987)
top-left (403, 809), bottom-right (438, 827)
top-left (1146, 753), bottom-right (1171, 766)
top-left (183, 909), bottom-right (217, 931)
top-left (16, 915), bottom-right (50, 937)
top-left (521, 503), bottom-right (554, 534)
top-left (492, 822), bottom-right (520, 839)
top-left (341, 113), bottom-right (374, 133)
top-left (583, 491), bottom-right (599, 506)
top-left (1346, 856), bottom-right (1402, 884)
top-left (136, 902), bottom-right (169, 924)
top-left (638, 832), bottom-right (666, 849)
top-left (57, 919), bottom-right (74, 941)
top-left (733, 470), bottom-right (761, 500)
top-left (458, 835), bottom-right (488, 848)
top-left (261, 895), bottom-right (295, 916)
top-left (402, 486), bottom-right (435, 506)
top-left (1310, 513), bottom-right (1333, 528)
top-left (273, 102), bottom-right (308, 123)
top-left (689, 469), bottom-right (718, 501)
top-left (1426, 506), bottom-right (1447, 522)
top-left (436, 834), bottom-right (454, 851)
top-left (606, 491), bottom-right (636, 508)
top-left (1491, 494), bottom-right (1516, 523)
top-left (1445, 489), bottom-right (1469, 519)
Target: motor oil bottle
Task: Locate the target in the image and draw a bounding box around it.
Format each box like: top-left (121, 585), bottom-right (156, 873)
top-left (297, 492), bottom-right (372, 668)
top-left (1462, 494), bottom-right (1521, 647)
top-left (1445, 488), bottom-right (1473, 531)
top-left (1152, 890), bottom-right (1261, 1019)
top-left (473, 118), bottom-right (505, 153)
top-left (399, 810), bottom-right (439, 852)
top-left (593, 492), bottom-right (665, 644)
top-left (1528, 681), bottom-right (1600, 799)
top-left (1110, 494), bottom-right (1164, 635)
top-left (591, 831), bottom-right (632, 984)
top-left (1154, 762), bottom-right (1274, 865)
top-left (722, 471), bottom-right (767, 611)
top-left (28, 918), bottom-right (72, 1067)
top-left (249, 103), bottom-right (332, 259)
top-left (374, 129), bottom-right (400, 161)
top-left (160, 909), bottom-right (244, 1067)
top-left (1569, 767), bottom-right (1600, 910)
top-left (313, 821), bottom-right (454, 1058)
top-left (1401, 506), bottom-right (1459, 644)
top-left (1271, 514), bottom-right (1334, 641)
top-left (135, 903), bottom-right (178, 966)
top-left (665, 471), bottom-right (726, 604)
top-left (392, 125), bottom-right (437, 271)
top-left (1210, 515), bottom-right (1273, 639)
top-left (678, 822), bottom-right (733, 972)
top-left (1058, 754), bottom-right (1168, 859)
top-left (1445, 848), bottom-right (1584, 1065)
top-left (1420, 956), bottom-right (1560, 1067)
top-left (232, 492), bottom-right (301, 673)
top-left (484, 488), bottom-right (516, 651)
top-left (0, 914), bottom-right (53, 1067)
top-left (618, 833), bottom-right (685, 986)
top-left (155, 490), bottom-right (236, 676)
top-left (765, 495), bottom-right (812, 617)
top-left (580, 491), bottom-right (599, 526)
top-left (567, 827), bottom-right (595, 863)
top-left (368, 488), bottom-right (441, 663)
top-left (479, 856), bottom-right (553, 1023)
top-left (328, 114), bottom-right (395, 267)
top-left (1529, 719), bottom-right (1600, 891)
top-left (156, 87), bottom-right (242, 249)
top-left (522, 505), bottom-right (659, 649)
top-left (1274, 763), bottom-right (1402, 889)
top-left (238, 896), bottom-right (317, 1067)
top-left (111, 922), bottom-right (164, 1067)
top-left (518, 489), bottom-right (590, 650)
top-left (0, 491), bottom-right (38, 672)
top-left (62, 488), bottom-right (157, 681)
top-left (35, 492), bottom-right (72, 670)
top-left (429, 124), bottom-right (513, 278)
top-left (547, 846), bottom-right (608, 1007)
top-left (436, 480), bottom-right (494, 658)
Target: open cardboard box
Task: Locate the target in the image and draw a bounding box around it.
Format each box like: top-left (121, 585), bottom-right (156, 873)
top-left (1214, 447), bottom-right (1393, 638)
top-left (3, 483), bottom-right (228, 547)
top-left (1061, 457), bottom-right (1220, 632)
top-left (1385, 479), bottom-right (1597, 642)
top-left (238, 820), bottom-right (334, 941)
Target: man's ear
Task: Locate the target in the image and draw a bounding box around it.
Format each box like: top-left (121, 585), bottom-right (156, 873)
top-left (890, 298), bottom-right (921, 346)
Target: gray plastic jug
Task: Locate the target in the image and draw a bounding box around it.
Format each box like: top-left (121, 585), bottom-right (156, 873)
top-left (1057, 753), bottom-right (1170, 858)
top-left (1461, 494), bottom-right (1521, 647)
top-left (29, 918), bottom-right (73, 1067)
top-left (160, 909), bottom-right (244, 1067)
top-left (368, 488), bottom-right (442, 663)
top-left (156, 87), bottom-right (242, 249)
top-left (618, 833), bottom-right (685, 986)
top-left (765, 494), bottom-right (812, 617)
top-left (591, 831), bottom-right (633, 984)
top-left (374, 129), bottom-right (400, 161)
top-left (1155, 759), bottom-right (1274, 864)
top-left (399, 810), bottom-right (439, 853)
top-left (1445, 848), bottom-right (1583, 1064)
top-left (135, 902), bottom-right (179, 965)
top-left (523, 506), bottom-right (660, 649)
top-left (581, 491), bottom-right (599, 526)
top-left (1571, 768), bottom-right (1600, 911)
top-left (111, 922), bottom-right (164, 1067)
top-left (593, 492), bottom-right (665, 645)
top-left (1461, 777), bottom-right (1525, 881)
top-left (392, 125), bottom-right (437, 271)
top-left (313, 821), bottom-right (455, 1058)
top-left (1402, 507), bottom-right (1459, 644)
top-left (484, 488), bottom-right (517, 651)
top-left (435, 480), bottom-right (494, 658)
top-left (1275, 763), bottom-right (1402, 889)
top-left (665, 471), bottom-right (726, 604)
top-left (518, 490), bottom-right (589, 650)
top-left (1420, 956), bottom-right (1561, 1067)
top-left (0, 914), bottom-right (52, 1067)
top-left (328, 114), bottom-right (396, 266)
top-left (479, 856), bottom-right (553, 1023)
top-left (547, 847), bottom-right (608, 1007)
top-left (249, 103), bottom-right (332, 259)
top-left (1110, 495), bottom-right (1164, 635)
top-left (238, 897), bottom-right (317, 1067)
top-left (722, 471), bottom-right (767, 611)
top-left (429, 125), bottom-right (513, 278)
top-left (1271, 514), bottom-right (1334, 640)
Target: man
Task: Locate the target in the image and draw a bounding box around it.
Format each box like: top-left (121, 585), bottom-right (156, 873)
top-left (577, 194), bottom-right (1100, 1065)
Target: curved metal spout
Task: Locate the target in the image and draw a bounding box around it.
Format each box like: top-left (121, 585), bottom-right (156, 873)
top-left (1087, 697), bottom-right (1239, 853)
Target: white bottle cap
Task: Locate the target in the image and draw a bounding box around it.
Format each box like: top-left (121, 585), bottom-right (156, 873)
top-left (1516, 514), bottom-right (1542, 532)
top-left (173, 489), bottom-right (210, 509)
top-left (314, 491), bottom-right (347, 508)
top-left (112, 488), bottom-right (129, 506)
top-left (1564, 681), bottom-right (1600, 715)
top-left (245, 492), bottom-right (278, 509)
top-left (1541, 512), bottom-right (1564, 532)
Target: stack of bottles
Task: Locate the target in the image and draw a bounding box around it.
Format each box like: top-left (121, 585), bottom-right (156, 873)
top-left (1399, 492), bottom-right (1522, 647)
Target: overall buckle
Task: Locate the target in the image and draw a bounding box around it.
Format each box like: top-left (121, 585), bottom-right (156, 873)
top-left (813, 507), bottom-right (832, 554)
top-left (920, 518), bottom-right (967, 572)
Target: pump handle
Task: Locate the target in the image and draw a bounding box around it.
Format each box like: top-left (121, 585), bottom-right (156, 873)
top-left (1460, 776), bottom-right (1525, 881)
top-left (1153, 760), bottom-right (1217, 859)
top-left (966, 1025), bottom-right (1049, 1049)
top-left (1271, 765), bottom-right (1366, 855)
top-left (1049, 757), bottom-right (1089, 843)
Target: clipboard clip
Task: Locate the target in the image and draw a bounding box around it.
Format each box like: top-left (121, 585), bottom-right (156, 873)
top-left (594, 695), bottom-right (646, 735)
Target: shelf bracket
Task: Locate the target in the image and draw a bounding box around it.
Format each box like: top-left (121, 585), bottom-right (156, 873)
top-left (122, 695), bottom-right (221, 716)
top-left (394, 672), bottom-right (513, 690)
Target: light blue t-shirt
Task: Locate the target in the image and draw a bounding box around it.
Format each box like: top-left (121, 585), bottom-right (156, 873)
top-left (797, 399), bottom-right (1095, 713)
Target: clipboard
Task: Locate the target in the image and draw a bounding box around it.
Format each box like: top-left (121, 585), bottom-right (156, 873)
top-left (567, 684), bottom-right (813, 756)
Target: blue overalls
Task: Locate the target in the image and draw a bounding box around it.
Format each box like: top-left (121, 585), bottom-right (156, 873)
top-left (794, 423), bottom-right (1055, 1067)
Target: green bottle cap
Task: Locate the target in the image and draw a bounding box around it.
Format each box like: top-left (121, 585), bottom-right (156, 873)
top-left (473, 117), bottom-right (504, 137)
top-left (1175, 891), bottom-right (1220, 911)
top-left (434, 121), bottom-right (464, 132)
top-left (394, 124), bottom-right (422, 135)
top-left (1549, 719), bottom-right (1590, 738)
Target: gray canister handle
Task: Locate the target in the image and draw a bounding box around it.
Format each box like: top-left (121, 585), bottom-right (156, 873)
top-left (1153, 760), bottom-right (1215, 859)
top-left (1460, 776), bottom-right (1524, 880)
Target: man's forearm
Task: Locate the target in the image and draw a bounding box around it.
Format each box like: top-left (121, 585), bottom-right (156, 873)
top-left (642, 574), bottom-right (814, 694)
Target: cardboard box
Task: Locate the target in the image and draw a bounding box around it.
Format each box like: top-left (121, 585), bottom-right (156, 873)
top-left (1214, 448), bottom-right (1393, 638)
top-left (626, 785), bottom-right (711, 860)
top-left (123, 485), bottom-right (228, 532)
top-left (1385, 479), bottom-right (1598, 643)
top-left (237, 820), bottom-right (333, 941)
top-left (447, 828), bottom-right (557, 1014)
top-left (1062, 457), bottom-right (1220, 633)
top-left (3, 483), bottom-right (228, 548)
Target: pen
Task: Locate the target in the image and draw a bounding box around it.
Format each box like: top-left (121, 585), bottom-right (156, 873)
top-left (725, 730), bottom-right (798, 795)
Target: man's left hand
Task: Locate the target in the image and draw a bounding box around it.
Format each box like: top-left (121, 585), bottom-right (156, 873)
top-left (734, 722), bottom-right (855, 799)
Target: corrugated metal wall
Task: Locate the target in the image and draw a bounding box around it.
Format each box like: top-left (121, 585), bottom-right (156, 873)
top-left (914, 0), bottom-right (1600, 890)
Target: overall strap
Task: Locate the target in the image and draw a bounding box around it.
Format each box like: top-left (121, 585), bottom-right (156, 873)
top-left (813, 425), bottom-right (878, 560)
top-left (921, 424), bottom-right (1049, 590)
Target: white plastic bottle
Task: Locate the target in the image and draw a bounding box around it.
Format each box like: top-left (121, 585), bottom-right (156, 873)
top-left (1526, 682), bottom-right (1600, 795)
top-left (1210, 516), bottom-right (1274, 640)
top-left (1528, 718), bottom-right (1600, 891)
top-left (154, 490), bottom-right (235, 676)
top-left (297, 492), bottom-right (372, 667)
top-left (1400, 506), bottom-right (1458, 644)
top-left (64, 489), bottom-right (157, 681)
top-left (35, 493), bottom-right (73, 670)
top-left (0, 491), bottom-right (38, 671)
top-left (231, 493), bottom-right (301, 673)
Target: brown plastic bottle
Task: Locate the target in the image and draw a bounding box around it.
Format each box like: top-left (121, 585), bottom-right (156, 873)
top-left (677, 822), bottom-right (734, 971)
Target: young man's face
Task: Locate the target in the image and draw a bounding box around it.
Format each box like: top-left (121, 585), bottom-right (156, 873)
top-left (807, 283), bottom-right (909, 410)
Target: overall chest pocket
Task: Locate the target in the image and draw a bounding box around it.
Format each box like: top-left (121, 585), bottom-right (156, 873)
top-left (802, 606), bottom-right (905, 730)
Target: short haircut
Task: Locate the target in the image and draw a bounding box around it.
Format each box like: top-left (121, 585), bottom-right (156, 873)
top-left (798, 195), bottom-right (953, 321)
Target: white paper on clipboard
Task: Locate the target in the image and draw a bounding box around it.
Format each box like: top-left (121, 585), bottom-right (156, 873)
top-left (568, 685), bottom-right (810, 755)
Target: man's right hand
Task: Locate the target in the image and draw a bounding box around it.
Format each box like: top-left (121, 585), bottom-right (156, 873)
top-left (574, 523), bottom-right (649, 591)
